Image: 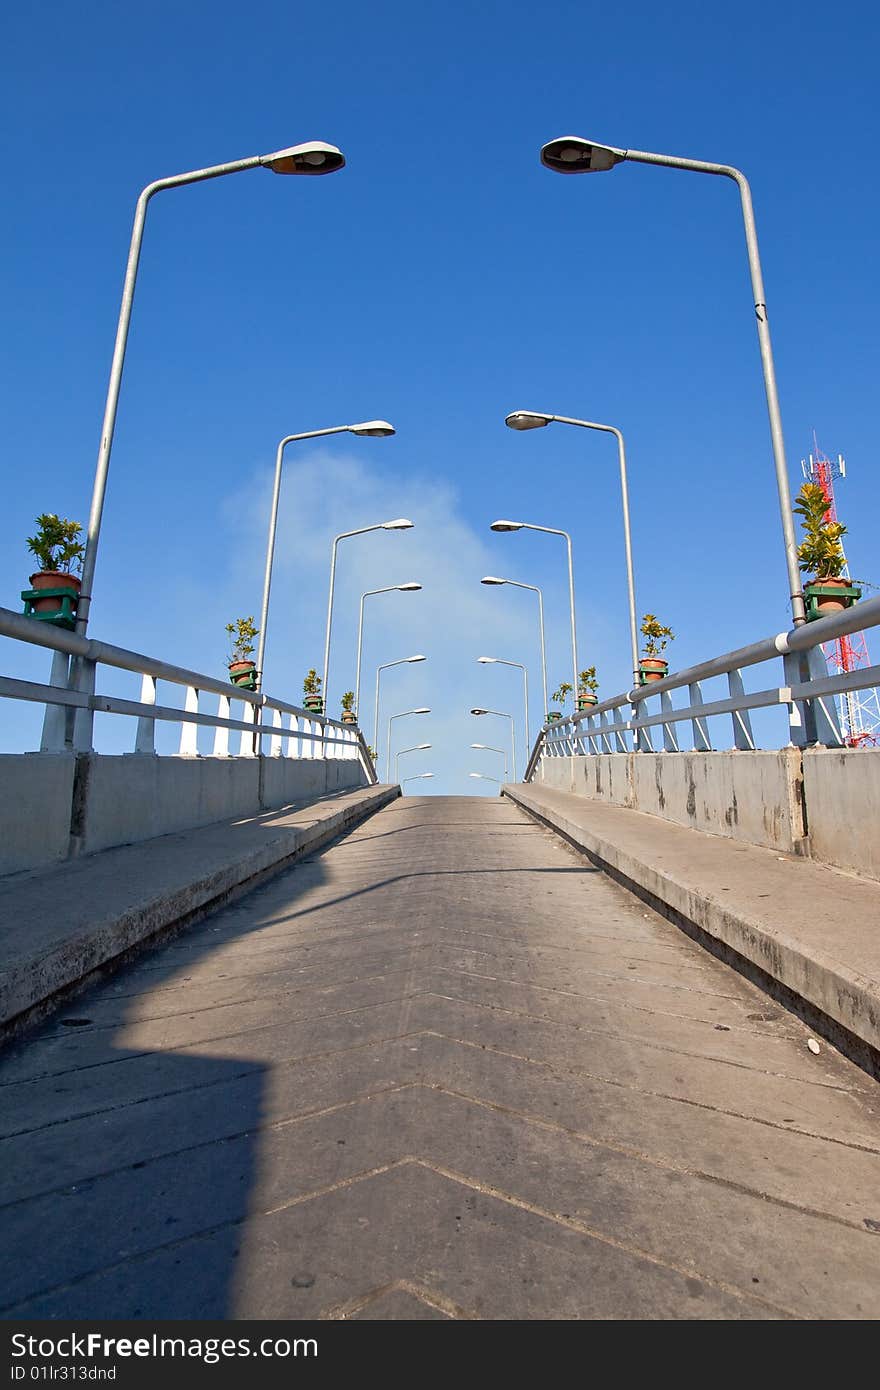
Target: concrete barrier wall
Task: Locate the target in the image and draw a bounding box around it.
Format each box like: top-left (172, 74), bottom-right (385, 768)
top-left (535, 746), bottom-right (880, 868)
top-left (0, 754), bottom-right (77, 875)
top-left (802, 748), bottom-right (880, 881)
top-left (1, 752), bottom-right (368, 874)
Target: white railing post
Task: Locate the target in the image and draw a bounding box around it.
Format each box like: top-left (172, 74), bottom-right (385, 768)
top-left (270, 707), bottom-right (284, 757)
top-left (134, 674), bottom-right (157, 753)
top-left (71, 657), bottom-right (97, 752)
top-left (179, 686), bottom-right (199, 756)
top-left (40, 649), bottom-right (70, 752)
top-left (286, 713), bottom-right (298, 757)
top-left (689, 681), bottom-right (712, 752)
top-left (238, 700), bottom-right (257, 756)
top-left (727, 670), bottom-right (755, 750)
top-left (660, 690), bottom-right (679, 751)
top-left (213, 694), bottom-right (231, 756)
top-left (804, 646), bottom-right (844, 747)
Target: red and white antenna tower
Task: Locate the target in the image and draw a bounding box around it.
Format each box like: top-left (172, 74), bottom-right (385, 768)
top-left (801, 431), bottom-right (879, 746)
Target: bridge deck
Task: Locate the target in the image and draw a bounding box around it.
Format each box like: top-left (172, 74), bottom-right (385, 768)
top-left (2, 794), bottom-right (879, 1320)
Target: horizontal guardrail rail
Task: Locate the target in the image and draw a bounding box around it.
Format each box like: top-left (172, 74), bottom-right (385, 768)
top-left (0, 606), bottom-right (377, 783)
top-left (525, 596), bottom-right (880, 777)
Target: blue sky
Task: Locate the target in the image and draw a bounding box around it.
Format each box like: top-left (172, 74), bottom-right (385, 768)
top-left (1, 0), bottom-right (878, 788)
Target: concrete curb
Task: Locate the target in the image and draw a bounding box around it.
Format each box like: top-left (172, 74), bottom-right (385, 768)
top-left (503, 782), bottom-right (880, 1068)
top-left (0, 783), bottom-right (399, 1037)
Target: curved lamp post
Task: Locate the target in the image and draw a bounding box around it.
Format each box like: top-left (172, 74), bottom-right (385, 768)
top-left (470, 707), bottom-right (515, 780)
top-left (257, 422), bottom-right (395, 686)
top-left (78, 140), bottom-right (344, 635)
top-left (478, 656), bottom-right (529, 761)
top-left (396, 743), bottom-right (432, 780)
top-left (481, 576), bottom-right (547, 720)
top-left (505, 412), bottom-right (639, 688)
top-left (323, 520), bottom-right (413, 715)
top-left (402, 773), bottom-right (434, 791)
top-left (374, 658), bottom-right (427, 767)
top-left (355, 582), bottom-right (422, 720)
top-left (469, 771), bottom-right (501, 791)
top-left (470, 742), bottom-right (509, 779)
top-left (490, 520), bottom-right (578, 697)
top-left (540, 134), bottom-right (805, 627)
top-left (386, 707), bottom-right (431, 781)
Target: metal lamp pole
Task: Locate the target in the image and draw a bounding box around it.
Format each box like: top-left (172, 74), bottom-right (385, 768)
top-left (402, 773), bottom-right (434, 791)
top-left (395, 743), bottom-right (432, 780)
top-left (323, 519), bottom-right (413, 716)
top-left (257, 422), bottom-right (395, 687)
top-left (470, 743), bottom-right (509, 779)
top-left (491, 521), bottom-right (578, 695)
top-left (505, 413), bottom-right (639, 688)
top-left (386, 708), bottom-right (431, 781)
top-left (540, 135), bottom-right (805, 627)
top-left (478, 657), bottom-right (529, 759)
top-left (355, 583), bottom-right (422, 719)
top-left (77, 140), bottom-right (345, 636)
top-left (470, 708), bottom-right (516, 781)
top-left (481, 576), bottom-right (548, 720)
top-left (374, 658), bottom-right (427, 769)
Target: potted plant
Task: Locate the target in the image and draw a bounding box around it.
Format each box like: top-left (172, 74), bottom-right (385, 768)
top-left (639, 613), bottom-right (674, 683)
top-left (225, 616), bottom-right (259, 691)
top-left (340, 691), bottom-right (357, 724)
top-left (22, 513), bottom-right (85, 629)
top-left (577, 666), bottom-right (599, 712)
top-left (547, 680), bottom-right (573, 722)
top-left (302, 668), bottom-right (323, 715)
top-left (794, 482), bottom-right (861, 619)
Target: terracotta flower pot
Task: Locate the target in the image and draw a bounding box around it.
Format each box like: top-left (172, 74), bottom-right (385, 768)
top-left (546, 710), bottom-right (562, 722)
top-left (804, 576), bottom-right (861, 620)
top-left (341, 710), bottom-right (357, 724)
top-left (228, 659), bottom-right (257, 690)
top-left (639, 657), bottom-right (668, 684)
top-left (577, 693), bottom-right (598, 711)
top-left (28, 570), bottom-right (81, 613)
top-left (303, 694), bottom-right (324, 714)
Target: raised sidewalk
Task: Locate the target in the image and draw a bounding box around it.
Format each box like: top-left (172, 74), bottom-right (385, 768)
top-left (503, 781), bottom-right (880, 1069)
top-left (0, 782), bottom-right (398, 1035)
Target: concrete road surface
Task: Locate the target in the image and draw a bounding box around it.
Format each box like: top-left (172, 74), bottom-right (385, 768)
top-left (2, 795), bottom-right (879, 1320)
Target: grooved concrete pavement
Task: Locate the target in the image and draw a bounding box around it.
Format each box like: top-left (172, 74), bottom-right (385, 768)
top-left (2, 795), bottom-right (879, 1320)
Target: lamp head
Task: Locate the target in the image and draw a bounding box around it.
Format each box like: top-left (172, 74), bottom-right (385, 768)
top-left (540, 136), bottom-right (625, 174)
top-left (383, 518), bottom-right (414, 530)
top-left (416, 743), bottom-right (431, 750)
top-left (412, 706), bottom-right (431, 714)
top-left (477, 657), bottom-right (496, 664)
top-left (407, 655), bottom-right (426, 664)
top-left (261, 141), bottom-right (345, 175)
top-left (505, 411), bottom-right (552, 431)
top-left (397, 582), bottom-right (422, 591)
top-left (481, 576), bottom-right (507, 585)
top-left (350, 420), bottom-right (395, 437)
top-left (470, 707), bottom-right (488, 716)
top-left (490, 520), bottom-right (524, 533)
top-left (471, 743), bottom-right (487, 749)
top-left (468, 772), bottom-right (483, 779)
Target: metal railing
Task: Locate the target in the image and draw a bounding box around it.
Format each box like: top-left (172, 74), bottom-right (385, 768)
top-left (525, 596), bottom-right (880, 780)
top-left (0, 606), bottom-right (377, 782)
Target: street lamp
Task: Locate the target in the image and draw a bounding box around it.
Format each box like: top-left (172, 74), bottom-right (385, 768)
top-left (470, 743), bottom-right (509, 779)
top-left (470, 707), bottom-right (516, 779)
top-left (324, 519), bottom-right (414, 714)
top-left (386, 707), bottom-right (431, 781)
top-left (402, 773), bottom-right (434, 791)
top-left (490, 520), bottom-right (579, 695)
top-left (257, 422), bottom-right (396, 686)
top-left (481, 576), bottom-right (548, 720)
top-left (374, 660), bottom-right (427, 766)
top-left (469, 771), bottom-right (501, 786)
top-left (540, 134), bottom-right (805, 626)
top-left (478, 657), bottom-right (529, 760)
top-left (355, 582), bottom-right (422, 720)
top-left (78, 140), bottom-right (345, 635)
top-left (505, 412), bottom-right (639, 689)
top-left (396, 743), bottom-right (432, 780)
